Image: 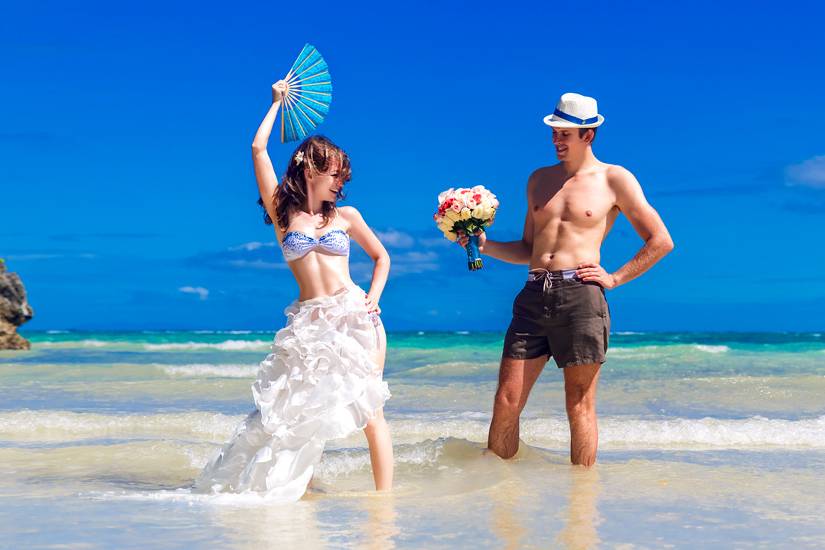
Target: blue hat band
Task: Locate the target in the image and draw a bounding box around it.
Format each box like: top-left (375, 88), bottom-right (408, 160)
top-left (553, 108), bottom-right (599, 125)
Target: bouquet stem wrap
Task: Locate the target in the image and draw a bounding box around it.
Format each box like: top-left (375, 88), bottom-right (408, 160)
top-left (466, 234), bottom-right (483, 271)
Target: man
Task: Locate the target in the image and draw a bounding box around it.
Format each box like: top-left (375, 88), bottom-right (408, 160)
top-left (460, 92), bottom-right (674, 466)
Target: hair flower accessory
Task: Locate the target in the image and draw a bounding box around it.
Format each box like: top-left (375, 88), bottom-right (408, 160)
top-left (294, 150), bottom-right (304, 164)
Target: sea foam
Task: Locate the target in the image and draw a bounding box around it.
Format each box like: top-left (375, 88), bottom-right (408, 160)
top-left (386, 414), bottom-right (825, 449)
top-left (143, 340), bottom-right (271, 351)
top-left (694, 345), bottom-right (731, 353)
top-left (4, 410), bottom-right (824, 450)
top-left (155, 364), bottom-right (258, 378)
top-left (36, 339), bottom-right (110, 348)
top-left (0, 410), bottom-right (241, 442)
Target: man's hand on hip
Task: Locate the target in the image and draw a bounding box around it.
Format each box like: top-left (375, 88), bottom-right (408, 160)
top-left (576, 263), bottom-right (617, 289)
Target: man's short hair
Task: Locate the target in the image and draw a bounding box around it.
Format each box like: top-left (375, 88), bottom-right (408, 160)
top-left (579, 127), bottom-right (598, 144)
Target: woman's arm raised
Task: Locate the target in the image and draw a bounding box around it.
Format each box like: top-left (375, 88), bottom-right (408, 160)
top-left (252, 81), bottom-right (287, 224)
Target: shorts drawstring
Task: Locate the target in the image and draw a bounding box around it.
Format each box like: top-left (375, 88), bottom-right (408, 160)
top-left (527, 268), bottom-right (579, 293)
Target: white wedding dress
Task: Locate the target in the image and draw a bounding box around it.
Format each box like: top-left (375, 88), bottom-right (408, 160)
top-left (194, 286), bottom-right (390, 501)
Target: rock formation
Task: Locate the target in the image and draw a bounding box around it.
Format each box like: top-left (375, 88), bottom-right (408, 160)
top-left (0, 260), bottom-right (34, 350)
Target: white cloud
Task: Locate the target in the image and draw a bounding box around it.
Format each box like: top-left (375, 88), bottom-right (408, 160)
top-left (179, 286), bottom-right (209, 300)
top-left (417, 237), bottom-right (452, 249)
top-left (374, 229), bottom-right (415, 248)
top-left (350, 250), bottom-right (442, 281)
top-left (230, 241), bottom-right (276, 251)
top-left (786, 155), bottom-right (825, 188)
top-left (394, 250), bottom-right (439, 263)
top-left (391, 262), bottom-right (441, 275)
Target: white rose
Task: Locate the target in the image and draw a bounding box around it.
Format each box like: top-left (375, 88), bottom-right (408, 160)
top-left (445, 209), bottom-right (461, 222)
top-left (471, 206), bottom-right (485, 219)
top-left (438, 188), bottom-right (455, 204)
top-left (458, 208), bottom-right (472, 220)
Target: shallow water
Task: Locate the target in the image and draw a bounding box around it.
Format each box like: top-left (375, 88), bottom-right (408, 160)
top-left (1, 331), bottom-right (825, 548)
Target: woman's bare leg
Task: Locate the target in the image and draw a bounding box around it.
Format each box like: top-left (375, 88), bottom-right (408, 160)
top-left (364, 320), bottom-right (393, 491)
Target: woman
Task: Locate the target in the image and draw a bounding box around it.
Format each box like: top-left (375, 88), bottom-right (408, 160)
top-left (194, 81), bottom-right (393, 500)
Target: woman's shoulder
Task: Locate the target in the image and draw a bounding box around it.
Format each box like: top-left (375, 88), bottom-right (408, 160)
top-left (336, 205), bottom-right (363, 222)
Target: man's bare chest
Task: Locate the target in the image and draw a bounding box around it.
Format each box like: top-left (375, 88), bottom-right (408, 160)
top-left (531, 178), bottom-right (615, 228)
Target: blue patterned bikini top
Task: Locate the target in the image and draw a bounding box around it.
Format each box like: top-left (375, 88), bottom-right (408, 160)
top-left (280, 229), bottom-right (350, 262)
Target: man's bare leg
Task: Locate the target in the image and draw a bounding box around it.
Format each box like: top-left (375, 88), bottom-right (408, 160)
top-left (563, 362), bottom-right (601, 466)
top-left (487, 355), bottom-right (547, 458)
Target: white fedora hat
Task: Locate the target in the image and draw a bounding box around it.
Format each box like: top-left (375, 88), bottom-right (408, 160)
top-left (543, 92), bottom-right (604, 128)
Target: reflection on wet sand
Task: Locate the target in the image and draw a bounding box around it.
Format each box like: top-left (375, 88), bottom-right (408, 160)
top-left (490, 473), bottom-right (529, 549)
top-left (557, 467), bottom-right (601, 549)
top-left (208, 500), bottom-right (324, 549)
top-left (489, 443), bottom-right (602, 549)
top-left (362, 493), bottom-right (399, 550)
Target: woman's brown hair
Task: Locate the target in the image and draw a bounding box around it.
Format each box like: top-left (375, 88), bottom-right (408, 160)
top-left (257, 135), bottom-right (351, 229)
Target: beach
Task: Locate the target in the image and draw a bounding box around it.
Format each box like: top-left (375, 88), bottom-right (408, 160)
top-left (2, 330), bottom-right (825, 548)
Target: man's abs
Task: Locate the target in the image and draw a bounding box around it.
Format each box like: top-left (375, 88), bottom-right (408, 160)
top-left (529, 225), bottom-right (612, 270)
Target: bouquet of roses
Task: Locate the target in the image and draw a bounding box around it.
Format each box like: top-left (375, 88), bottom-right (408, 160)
top-left (434, 185), bottom-right (499, 271)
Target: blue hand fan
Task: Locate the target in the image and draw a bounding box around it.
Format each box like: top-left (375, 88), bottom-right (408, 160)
top-left (280, 44), bottom-right (333, 143)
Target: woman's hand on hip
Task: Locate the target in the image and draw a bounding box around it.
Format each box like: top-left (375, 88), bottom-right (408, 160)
top-left (365, 293), bottom-right (382, 315)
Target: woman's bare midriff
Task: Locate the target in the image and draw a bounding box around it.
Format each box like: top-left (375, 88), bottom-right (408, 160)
top-left (288, 253), bottom-right (355, 302)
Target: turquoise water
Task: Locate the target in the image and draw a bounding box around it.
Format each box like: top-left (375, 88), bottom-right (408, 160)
top-left (2, 331), bottom-right (825, 548)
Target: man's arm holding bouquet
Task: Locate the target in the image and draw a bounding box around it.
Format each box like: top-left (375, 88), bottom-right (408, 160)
top-left (457, 179), bottom-right (534, 265)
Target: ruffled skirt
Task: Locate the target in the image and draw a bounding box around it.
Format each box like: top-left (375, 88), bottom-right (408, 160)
top-left (193, 286), bottom-right (390, 500)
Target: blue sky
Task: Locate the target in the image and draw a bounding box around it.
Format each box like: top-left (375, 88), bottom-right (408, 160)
top-left (2, 0), bottom-right (824, 331)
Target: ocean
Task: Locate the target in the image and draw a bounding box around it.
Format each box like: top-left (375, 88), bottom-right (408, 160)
top-left (1, 330), bottom-right (824, 548)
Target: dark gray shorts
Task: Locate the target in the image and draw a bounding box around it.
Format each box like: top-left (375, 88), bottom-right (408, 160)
top-left (502, 269), bottom-right (610, 368)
